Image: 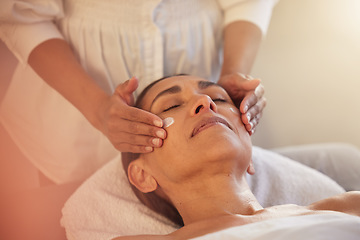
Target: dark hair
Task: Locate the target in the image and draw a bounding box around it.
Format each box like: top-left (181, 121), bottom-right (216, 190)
top-left (121, 75), bottom-right (186, 227)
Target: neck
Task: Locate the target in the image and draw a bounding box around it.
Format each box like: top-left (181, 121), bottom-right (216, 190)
top-left (167, 172), bottom-right (263, 225)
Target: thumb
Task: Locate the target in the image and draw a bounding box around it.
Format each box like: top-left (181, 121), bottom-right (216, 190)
top-left (124, 76), bottom-right (139, 94)
top-left (116, 76), bottom-right (139, 105)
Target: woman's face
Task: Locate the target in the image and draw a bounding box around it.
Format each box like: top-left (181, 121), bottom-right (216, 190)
top-left (139, 75), bottom-right (252, 185)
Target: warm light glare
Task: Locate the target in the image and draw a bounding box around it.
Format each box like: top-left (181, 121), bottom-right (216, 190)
top-left (325, 0), bottom-right (360, 36)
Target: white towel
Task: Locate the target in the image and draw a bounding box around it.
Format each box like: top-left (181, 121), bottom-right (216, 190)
top-left (248, 147), bottom-right (344, 206)
top-left (61, 147), bottom-right (344, 240)
top-left (191, 213), bottom-right (360, 240)
top-left (272, 143), bottom-right (360, 191)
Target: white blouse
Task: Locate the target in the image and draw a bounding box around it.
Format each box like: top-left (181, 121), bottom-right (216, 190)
top-left (0, 0), bottom-right (278, 183)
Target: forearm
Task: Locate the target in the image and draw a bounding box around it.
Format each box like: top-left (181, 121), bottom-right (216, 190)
top-left (220, 21), bottom-right (262, 77)
top-left (28, 38), bottom-right (109, 130)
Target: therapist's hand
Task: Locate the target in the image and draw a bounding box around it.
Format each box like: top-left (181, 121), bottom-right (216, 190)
top-left (218, 73), bottom-right (266, 135)
top-left (98, 77), bottom-right (166, 153)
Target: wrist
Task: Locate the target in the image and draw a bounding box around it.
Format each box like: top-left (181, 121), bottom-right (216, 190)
top-left (83, 89), bottom-right (110, 133)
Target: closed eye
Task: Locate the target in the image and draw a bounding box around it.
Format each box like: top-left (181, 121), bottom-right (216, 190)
top-left (163, 99), bottom-right (226, 112)
top-left (213, 98), bottom-right (227, 103)
top-left (163, 105), bottom-right (180, 112)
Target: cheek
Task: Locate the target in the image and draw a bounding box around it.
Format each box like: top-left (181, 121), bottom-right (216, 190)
top-left (160, 117), bottom-right (194, 169)
top-left (161, 112), bottom-right (185, 140)
top-left (221, 107), bottom-right (245, 131)
top-left (229, 107), bottom-right (238, 114)
top-left (153, 115), bottom-right (187, 162)
top-left (147, 141), bottom-right (193, 183)
top-left (220, 108), bottom-right (251, 146)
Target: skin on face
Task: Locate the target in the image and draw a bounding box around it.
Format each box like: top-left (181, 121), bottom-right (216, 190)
top-left (129, 75), bottom-right (253, 195)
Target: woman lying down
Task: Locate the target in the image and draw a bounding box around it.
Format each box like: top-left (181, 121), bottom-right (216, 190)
top-left (117, 75), bottom-right (360, 240)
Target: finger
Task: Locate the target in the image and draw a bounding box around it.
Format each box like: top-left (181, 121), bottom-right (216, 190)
top-left (114, 142), bottom-right (154, 154)
top-left (122, 106), bottom-right (164, 128)
top-left (254, 84), bottom-right (265, 98)
top-left (122, 119), bottom-right (167, 139)
top-left (116, 76), bottom-right (139, 105)
top-left (237, 73), bottom-right (252, 80)
top-left (241, 97), bottom-right (266, 126)
top-left (250, 128), bottom-right (256, 136)
top-left (250, 116), bottom-right (260, 136)
top-left (241, 112), bottom-right (251, 125)
top-left (241, 97), bottom-right (266, 124)
top-left (244, 122), bottom-right (254, 136)
top-left (239, 85), bottom-right (265, 114)
top-left (112, 131), bottom-right (164, 148)
top-left (239, 91), bottom-right (257, 114)
top-left (244, 112), bottom-right (262, 132)
top-left (107, 116), bottom-right (166, 140)
top-left (246, 98), bottom-right (266, 121)
top-left (125, 76), bottom-right (139, 94)
top-left (116, 76), bottom-right (139, 95)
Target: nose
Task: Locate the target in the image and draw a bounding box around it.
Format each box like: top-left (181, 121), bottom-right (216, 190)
top-left (191, 95), bottom-right (217, 115)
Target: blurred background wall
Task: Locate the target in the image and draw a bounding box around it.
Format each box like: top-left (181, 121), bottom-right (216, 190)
top-left (251, 0), bottom-right (360, 149)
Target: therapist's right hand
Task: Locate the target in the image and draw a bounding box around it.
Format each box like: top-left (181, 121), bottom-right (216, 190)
top-left (98, 76), bottom-right (166, 153)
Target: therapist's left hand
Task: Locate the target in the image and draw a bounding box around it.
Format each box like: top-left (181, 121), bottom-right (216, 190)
top-left (218, 73), bottom-right (266, 135)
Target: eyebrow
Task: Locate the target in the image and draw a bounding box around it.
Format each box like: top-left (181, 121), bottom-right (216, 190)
top-left (198, 80), bottom-right (218, 89)
top-left (150, 85), bottom-right (181, 110)
top-left (149, 80), bottom-right (222, 110)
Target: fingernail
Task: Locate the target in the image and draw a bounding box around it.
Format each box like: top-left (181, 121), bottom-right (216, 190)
top-left (129, 76), bottom-right (139, 83)
top-left (154, 119), bottom-right (163, 127)
top-left (247, 113), bottom-right (251, 122)
top-left (152, 138), bottom-right (161, 147)
top-left (145, 146), bottom-right (153, 152)
top-left (238, 73), bottom-right (247, 79)
top-left (244, 105), bottom-right (249, 112)
top-left (245, 74), bottom-right (253, 80)
top-left (156, 130), bottom-right (165, 139)
top-left (254, 85), bottom-right (261, 97)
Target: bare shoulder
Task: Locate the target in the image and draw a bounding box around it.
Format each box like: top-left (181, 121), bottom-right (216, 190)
top-left (308, 191), bottom-right (360, 216)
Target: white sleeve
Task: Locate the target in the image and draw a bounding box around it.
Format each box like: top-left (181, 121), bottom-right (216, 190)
top-left (217, 0), bottom-right (280, 36)
top-left (0, 0), bottom-right (65, 63)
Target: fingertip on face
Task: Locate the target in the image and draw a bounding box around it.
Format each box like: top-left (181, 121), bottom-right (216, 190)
top-left (145, 146), bottom-right (154, 152)
top-left (153, 119), bottom-right (163, 128)
top-left (156, 129), bottom-right (166, 139)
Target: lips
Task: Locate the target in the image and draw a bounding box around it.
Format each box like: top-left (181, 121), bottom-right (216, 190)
top-left (191, 116), bottom-right (232, 137)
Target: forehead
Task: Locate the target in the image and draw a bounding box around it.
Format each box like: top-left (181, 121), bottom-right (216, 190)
top-left (140, 75), bottom-right (219, 109)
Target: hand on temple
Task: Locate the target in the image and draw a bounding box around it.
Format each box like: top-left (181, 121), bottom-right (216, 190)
top-left (218, 73), bottom-right (266, 135)
top-left (97, 77), bottom-right (167, 153)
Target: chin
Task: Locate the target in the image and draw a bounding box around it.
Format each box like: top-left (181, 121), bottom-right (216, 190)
top-left (191, 129), bottom-right (252, 162)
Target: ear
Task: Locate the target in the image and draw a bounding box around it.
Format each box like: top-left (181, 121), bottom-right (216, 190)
top-left (247, 159), bottom-right (256, 175)
top-left (128, 159), bottom-right (158, 193)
